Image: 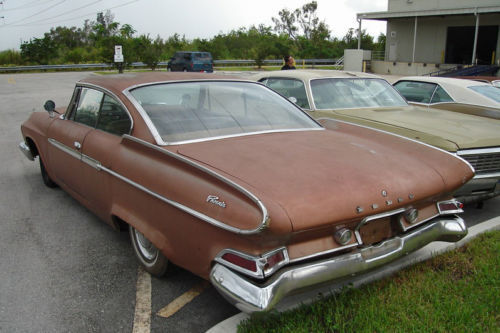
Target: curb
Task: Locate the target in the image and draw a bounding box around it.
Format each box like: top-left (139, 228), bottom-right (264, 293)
top-left (206, 216), bottom-right (500, 333)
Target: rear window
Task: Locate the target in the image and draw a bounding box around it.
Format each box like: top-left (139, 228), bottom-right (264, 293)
top-left (468, 85), bottom-right (500, 103)
top-left (129, 81), bottom-right (319, 143)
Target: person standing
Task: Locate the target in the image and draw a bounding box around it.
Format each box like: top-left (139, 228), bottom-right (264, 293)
top-left (281, 55), bottom-right (296, 70)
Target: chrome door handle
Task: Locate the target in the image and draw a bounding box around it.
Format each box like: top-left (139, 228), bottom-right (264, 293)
top-left (74, 141), bottom-right (81, 150)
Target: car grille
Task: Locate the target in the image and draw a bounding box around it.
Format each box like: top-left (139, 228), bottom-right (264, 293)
top-left (458, 149), bottom-right (500, 175)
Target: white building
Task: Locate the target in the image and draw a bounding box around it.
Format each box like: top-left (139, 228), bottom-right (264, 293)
top-left (357, 0), bottom-right (500, 75)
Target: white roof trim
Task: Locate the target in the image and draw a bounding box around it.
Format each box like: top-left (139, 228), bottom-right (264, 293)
top-left (358, 6), bottom-right (500, 20)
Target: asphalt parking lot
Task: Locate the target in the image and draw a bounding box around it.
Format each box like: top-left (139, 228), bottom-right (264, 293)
top-left (1, 71), bottom-right (498, 333)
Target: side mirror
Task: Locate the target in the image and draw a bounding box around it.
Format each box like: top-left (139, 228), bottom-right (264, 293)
top-left (44, 100), bottom-right (59, 118)
top-left (44, 100), bottom-right (55, 112)
top-left (288, 96), bottom-right (298, 104)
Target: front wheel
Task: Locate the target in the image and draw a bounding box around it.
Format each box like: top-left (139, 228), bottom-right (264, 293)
top-left (129, 225), bottom-right (168, 277)
top-left (39, 156), bottom-right (57, 188)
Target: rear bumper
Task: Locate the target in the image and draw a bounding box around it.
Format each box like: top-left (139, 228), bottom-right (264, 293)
top-left (19, 141), bottom-right (34, 161)
top-left (210, 216), bottom-right (467, 313)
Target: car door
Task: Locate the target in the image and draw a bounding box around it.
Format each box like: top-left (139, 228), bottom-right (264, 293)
top-left (79, 93), bottom-right (132, 218)
top-left (46, 87), bottom-right (102, 199)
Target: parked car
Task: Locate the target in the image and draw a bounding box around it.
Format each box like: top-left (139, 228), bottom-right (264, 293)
top-left (167, 51), bottom-right (213, 72)
top-left (253, 70), bottom-right (500, 204)
top-left (453, 76), bottom-right (500, 88)
top-left (393, 76), bottom-right (500, 119)
top-left (19, 72), bottom-right (473, 312)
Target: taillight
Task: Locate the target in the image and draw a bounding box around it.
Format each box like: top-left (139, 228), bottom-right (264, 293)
top-left (221, 252), bottom-right (257, 272)
top-left (437, 200), bottom-right (464, 215)
top-left (215, 248), bottom-right (289, 279)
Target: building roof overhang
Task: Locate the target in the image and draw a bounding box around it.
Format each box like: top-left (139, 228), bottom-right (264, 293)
top-left (357, 6), bottom-right (500, 21)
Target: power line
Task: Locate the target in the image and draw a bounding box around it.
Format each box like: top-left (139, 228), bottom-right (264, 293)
top-left (4, 0), bottom-right (67, 26)
top-left (0, 0), bottom-right (58, 12)
top-left (2, 0), bottom-right (140, 27)
top-left (8, 0), bottom-right (102, 26)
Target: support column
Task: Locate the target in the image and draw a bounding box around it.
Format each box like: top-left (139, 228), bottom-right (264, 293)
top-left (472, 12), bottom-right (480, 64)
top-left (357, 19), bottom-right (362, 50)
top-left (412, 16), bottom-right (418, 63)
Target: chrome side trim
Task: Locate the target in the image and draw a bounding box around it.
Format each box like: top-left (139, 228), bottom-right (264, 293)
top-left (211, 216), bottom-right (467, 313)
top-left (48, 138), bottom-right (81, 160)
top-left (318, 117), bottom-right (476, 175)
top-left (19, 141), bottom-right (34, 161)
top-left (122, 135), bottom-right (270, 234)
top-left (48, 136), bottom-right (270, 235)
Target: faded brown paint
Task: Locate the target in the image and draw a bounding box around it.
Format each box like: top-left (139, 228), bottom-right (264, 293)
top-left (20, 73), bottom-right (474, 281)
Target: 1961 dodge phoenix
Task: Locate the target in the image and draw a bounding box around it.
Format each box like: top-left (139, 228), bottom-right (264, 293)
top-left (253, 70), bottom-right (500, 204)
top-left (19, 72), bottom-right (473, 312)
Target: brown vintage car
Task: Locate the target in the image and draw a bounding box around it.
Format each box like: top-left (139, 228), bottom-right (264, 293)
top-left (19, 72), bottom-right (473, 312)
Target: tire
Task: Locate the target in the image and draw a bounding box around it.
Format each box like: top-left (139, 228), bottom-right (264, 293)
top-left (39, 156), bottom-right (57, 188)
top-left (129, 225), bottom-right (168, 277)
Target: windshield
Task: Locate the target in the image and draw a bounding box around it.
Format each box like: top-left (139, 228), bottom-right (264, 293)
top-left (129, 81), bottom-right (320, 143)
top-left (468, 85), bottom-right (500, 103)
top-left (311, 78), bottom-right (408, 110)
top-left (193, 52), bottom-right (212, 60)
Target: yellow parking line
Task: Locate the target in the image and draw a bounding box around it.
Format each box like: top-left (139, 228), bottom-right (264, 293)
top-left (132, 267), bottom-right (152, 333)
top-left (157, 281), bottom-right (210, 318)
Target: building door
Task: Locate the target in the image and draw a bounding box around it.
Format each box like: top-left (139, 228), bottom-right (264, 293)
top-left (389, 43), bottom-right (397, 62)
top-left (445, 25), bottom-right (499, 65)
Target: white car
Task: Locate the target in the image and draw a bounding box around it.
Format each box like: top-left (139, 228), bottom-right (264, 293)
top-left (394, 76), bottom-right (500, 119)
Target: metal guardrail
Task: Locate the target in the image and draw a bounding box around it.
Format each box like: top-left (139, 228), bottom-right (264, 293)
top-left (0, 59), bottom-right (340, 72)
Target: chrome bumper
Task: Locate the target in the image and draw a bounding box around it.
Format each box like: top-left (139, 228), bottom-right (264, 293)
top-left (19, 141), bottom-right (34, 161)
top-left (454, 177), bottom-right (500, 203)
top-left (210, 216), bottom-right (467, 313)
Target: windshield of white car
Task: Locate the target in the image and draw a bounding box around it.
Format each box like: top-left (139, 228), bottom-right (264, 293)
top-left (130, 81), bottom-right (320, 143)
top-left (468, 85), bottom-right (500, 103)
top-left (310, 78), bottom-right (408, 110)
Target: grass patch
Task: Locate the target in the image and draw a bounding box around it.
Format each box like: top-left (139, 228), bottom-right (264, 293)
top-left (238, 231), bottom-right (500, 333)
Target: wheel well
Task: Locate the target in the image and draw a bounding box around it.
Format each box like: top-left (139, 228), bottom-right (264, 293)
top-left (111, 215), bottom-right (129, 232)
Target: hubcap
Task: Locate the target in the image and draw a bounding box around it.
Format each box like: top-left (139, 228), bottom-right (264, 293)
top-left (134, 229), bottom-right (157, 261)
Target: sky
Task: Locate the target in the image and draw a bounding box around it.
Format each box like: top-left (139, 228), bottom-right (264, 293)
top-left (0, 0), bottom-right (388, 51)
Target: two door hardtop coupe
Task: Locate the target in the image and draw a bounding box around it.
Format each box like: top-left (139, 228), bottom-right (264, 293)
top-left (393, 76), bottom-right (500, 120)
top-left (253, 70), bottom-right (500, 204)
top-left (20, 72), bottom-right (473, 312)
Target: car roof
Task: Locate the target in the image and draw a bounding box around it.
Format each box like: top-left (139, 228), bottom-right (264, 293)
top-left (252, 70), bottom-right (380, 80)
top-left (79, 72), bottom-right (243, 95)
top-left (396, 76), bottom-right (489, 88)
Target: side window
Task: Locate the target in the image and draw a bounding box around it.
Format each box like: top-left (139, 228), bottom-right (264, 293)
top-left (259, 78), bottom-right (310, 109)
top-left (73, 88), bottom-right (103, 127)
top-left (66, 87), bottom-right (81, 118)
top-left (394, 81), bottom-right (436, 103)
top-left (430, 85), bottom-right (453, 103)
top-left (96, 95), bottom-right (132, 136)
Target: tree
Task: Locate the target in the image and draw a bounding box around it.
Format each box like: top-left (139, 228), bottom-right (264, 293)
top-left (20, 35), bottom-right (57, 64)
top-left (271, 1), bottom-right (331, 57)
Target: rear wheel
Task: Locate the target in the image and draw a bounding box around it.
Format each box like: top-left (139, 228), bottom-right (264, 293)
top-left (39, 156), bottom-right (57, 188)
top-left (129, 225), bottom-right (168, 277)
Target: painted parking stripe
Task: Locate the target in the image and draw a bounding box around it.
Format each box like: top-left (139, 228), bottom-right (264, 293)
top-left (157, 281), bottom-right (210, 318)
top-left (132, 267), bottom-right (152, 333)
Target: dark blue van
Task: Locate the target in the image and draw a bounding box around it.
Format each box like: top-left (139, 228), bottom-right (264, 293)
top-left (167, 51), bottom-right (213, 72)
